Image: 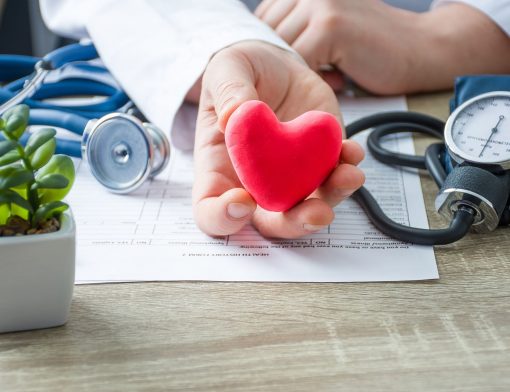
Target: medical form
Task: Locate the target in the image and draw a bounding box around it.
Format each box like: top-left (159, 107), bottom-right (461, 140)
top-left (68, 96), bottom-right (438, 283)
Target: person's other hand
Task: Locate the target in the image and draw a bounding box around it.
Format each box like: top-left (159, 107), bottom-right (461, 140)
top-left (256, 0), bottom-right (510, 94)
top-left (193, 41), bottom-right (365, 238)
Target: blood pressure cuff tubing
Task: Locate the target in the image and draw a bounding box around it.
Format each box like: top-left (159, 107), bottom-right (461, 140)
top-left (450, 75), bottom-right (510, 111)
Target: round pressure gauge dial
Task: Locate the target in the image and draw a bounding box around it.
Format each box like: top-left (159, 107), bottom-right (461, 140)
top-left (445, 91), bottom-right (510, 169)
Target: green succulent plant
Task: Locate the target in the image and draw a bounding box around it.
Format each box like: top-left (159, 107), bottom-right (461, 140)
top-left (0, 104), bottom-right (75, 233)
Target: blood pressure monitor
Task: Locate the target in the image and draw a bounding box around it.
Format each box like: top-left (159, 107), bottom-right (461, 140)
top-left (348, 86), bottom-right (510, 244)
top-left (437, 91), bottom-right (510, 233)
top-left (445, 91), bottom-right (510, 170)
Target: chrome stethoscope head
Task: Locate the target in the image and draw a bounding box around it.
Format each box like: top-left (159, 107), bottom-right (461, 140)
top-left (82, 113), bottom-right (171, 194)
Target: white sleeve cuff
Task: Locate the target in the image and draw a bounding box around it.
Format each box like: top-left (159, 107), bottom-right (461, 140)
top-left (431, 0), bottom-right (510, 36)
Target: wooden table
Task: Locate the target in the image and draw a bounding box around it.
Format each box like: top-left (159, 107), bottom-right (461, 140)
top-left (1, 93), bottom-right (509, 392)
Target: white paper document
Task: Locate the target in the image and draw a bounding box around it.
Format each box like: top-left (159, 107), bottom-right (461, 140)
top-left (68, 96), bottom-right (438, 283)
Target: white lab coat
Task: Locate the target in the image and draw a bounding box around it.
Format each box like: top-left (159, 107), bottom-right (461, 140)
top-left (39, 0), bottom-right (510, 143)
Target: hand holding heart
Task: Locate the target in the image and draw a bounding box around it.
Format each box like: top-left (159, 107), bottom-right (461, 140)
top-left (193, 41), bottom-right (365, 239)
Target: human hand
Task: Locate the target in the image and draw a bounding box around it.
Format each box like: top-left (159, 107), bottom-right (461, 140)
top-left (193, 40), bottom-right (365, 238)
top-left (256, 0), bottom-right (510, 94)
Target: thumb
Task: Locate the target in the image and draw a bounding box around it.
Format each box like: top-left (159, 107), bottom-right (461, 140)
top-left (203, 46), bottom-right (259, 131)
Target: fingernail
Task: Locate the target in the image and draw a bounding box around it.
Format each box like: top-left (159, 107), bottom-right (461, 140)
top-left (227, 203), bottom-right (252, 219)
top-left (303, 223), bottom-right (327, 232)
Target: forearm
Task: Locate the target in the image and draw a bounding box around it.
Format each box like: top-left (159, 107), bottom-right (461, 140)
top-left (412, 3), bottom-right (510, 92)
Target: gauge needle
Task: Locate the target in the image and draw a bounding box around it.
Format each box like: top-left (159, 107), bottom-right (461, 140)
top-left (479, 115), bottom-right (505, 158)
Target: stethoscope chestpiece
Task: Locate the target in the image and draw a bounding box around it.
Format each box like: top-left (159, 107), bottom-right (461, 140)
top-left (82, 113), bottom-right (171, 194)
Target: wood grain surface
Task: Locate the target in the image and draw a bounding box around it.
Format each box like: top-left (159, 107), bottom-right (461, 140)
top-left (1, 93), bottom-right (509, 392)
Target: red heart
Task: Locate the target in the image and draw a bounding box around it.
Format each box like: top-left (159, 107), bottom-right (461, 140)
top-left (225, 100), bottom-right (342, 212)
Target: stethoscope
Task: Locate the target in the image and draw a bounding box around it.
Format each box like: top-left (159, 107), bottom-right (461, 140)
top-left (0, 43), bottom-right (170, 194)
top-left (348, 91), bottom-right (510, 245)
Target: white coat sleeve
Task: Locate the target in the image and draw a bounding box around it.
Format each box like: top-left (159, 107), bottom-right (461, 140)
top-left (39, 0), bottom-right (295, 136)
top-left (431, 0), bottom-right (510, 36)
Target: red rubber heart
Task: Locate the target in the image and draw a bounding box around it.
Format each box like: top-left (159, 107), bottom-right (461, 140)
top-left (225, 100), bottom-right (342, 212)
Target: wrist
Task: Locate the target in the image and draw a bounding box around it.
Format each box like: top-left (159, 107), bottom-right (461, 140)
top-left (328, 2), bottom-right (428, 95)
top-left (414, 4), bottom-right (510, 92)
top-left (380, 6), bottom-right (433, 93)
top-left (414, 7), bottom-right (461, 91)
top-left (370, 6), bottom-right (456, 93)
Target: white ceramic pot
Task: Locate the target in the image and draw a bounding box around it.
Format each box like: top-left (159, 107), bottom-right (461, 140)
top-left (0, 210), bottom-right (76, 333)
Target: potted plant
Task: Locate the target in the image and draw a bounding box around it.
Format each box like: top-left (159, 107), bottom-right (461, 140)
top-left (0, 104), bottom-right (76, 333)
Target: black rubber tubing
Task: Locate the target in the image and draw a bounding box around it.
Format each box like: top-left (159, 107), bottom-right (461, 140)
top-left (345, 111), bottom-right (476, 245)
top-left (351, 188), bottom-right (476, 245)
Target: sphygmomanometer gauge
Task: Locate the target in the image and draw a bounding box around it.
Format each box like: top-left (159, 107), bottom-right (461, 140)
top-left (445, 91), bottom-right (510, 170)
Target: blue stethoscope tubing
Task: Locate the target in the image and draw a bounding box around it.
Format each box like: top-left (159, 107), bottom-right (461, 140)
top-left (0, 43), bottom-right (131, 158)
top-left (0, 81), bottom-right (129, 120)
top-left (27, 109), bottom-right (86, 157)
top-left (5, 107), bottom-right (89, 158)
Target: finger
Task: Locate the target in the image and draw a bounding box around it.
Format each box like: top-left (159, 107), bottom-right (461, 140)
top-left (255, 0), bottom-right (276, 19)
top-left (312, 164), bottom-right (366, 207)
top-left (193, 187), bottom-right (257, 237)
top-left (275, 7), bottom-right (308, 44)
top-left (292, 26), bottom-right (331, 71)
top-left (257, 0), bottom-right (297, 29)
top-left (340, 140), bottom-right (365, 165)
top-left (252, 198), bottom-right (335, 239)
top-left (203, 48), bottom-right (259, 131)
top-left (320, 70), bottom-right (345, 92)
top-left (193, 83), bottom-right (257, 236)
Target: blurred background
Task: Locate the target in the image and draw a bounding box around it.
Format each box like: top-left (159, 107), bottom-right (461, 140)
top-left (0, 0), bottom-right (63, 56)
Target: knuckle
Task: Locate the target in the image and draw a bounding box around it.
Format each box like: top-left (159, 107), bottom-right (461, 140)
top-left (214, 79), bottom-right (246, 103)
top-left (214, 79), bottom-right (248, 125)
top-left (206, 44), bottom-right (243, 72)
top-left (318, 12), bottom-right (343, 33)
